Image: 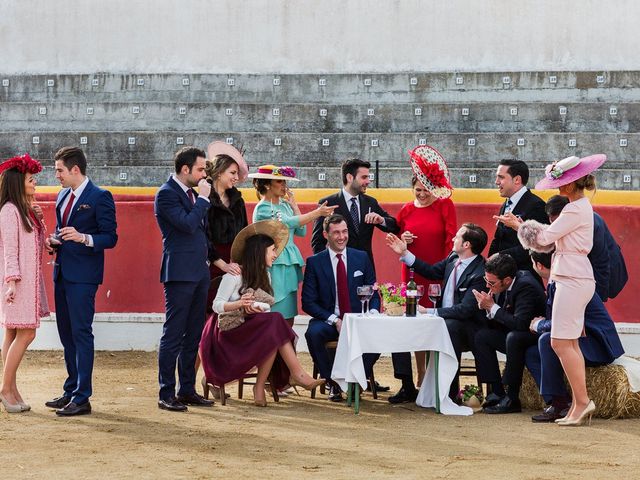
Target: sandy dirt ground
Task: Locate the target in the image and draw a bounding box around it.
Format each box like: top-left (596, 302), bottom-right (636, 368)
top-left (2, 351), bottom-right (640, 480)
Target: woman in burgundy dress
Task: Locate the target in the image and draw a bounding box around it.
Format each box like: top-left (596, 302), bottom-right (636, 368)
top-left (397, 145), bottom-right (456, 386)
top-left (200, 220), bottom-right (324, 406)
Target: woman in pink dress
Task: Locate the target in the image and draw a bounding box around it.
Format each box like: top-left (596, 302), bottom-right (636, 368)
top-left (399, 145), bottom-right (456, 386)
top-left (0, 154), bottom-right (49, 413)
top-left (503, 154), bottom-right (606, 427)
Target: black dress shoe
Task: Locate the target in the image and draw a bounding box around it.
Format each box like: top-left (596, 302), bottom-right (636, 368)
top-left (531, 405), bottom-right (563, 423)
top-left (481, 392), bottom-right (502, 408)
top-left (368, 381), bottom-right (390, 392)
top-left (388, 387), bottom-right (418, 404)
top-left (328, 385), bottom-right (344, 402)
top-left (56, 401), bottom-right (92, 416)
top-left (176, 392), bottom-right (214, 407)
top-left (484, 396), bottom-right (521, 414)
top-left (45, 396), bottom-right (71, 409)
top-left (158, 398), bottom-right (188, 412)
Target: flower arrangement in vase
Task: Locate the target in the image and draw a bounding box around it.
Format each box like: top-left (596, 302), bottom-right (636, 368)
top-left (374, 282), bottom-right (406, 316)
top-left (458, 384), bottom-right (484, 410)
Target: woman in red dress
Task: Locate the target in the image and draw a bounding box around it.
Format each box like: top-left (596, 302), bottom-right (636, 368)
top-left (397, 145), bottom-right (457, 386)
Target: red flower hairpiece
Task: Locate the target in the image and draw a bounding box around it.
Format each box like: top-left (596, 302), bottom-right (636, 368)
top-left (0, 154), bottom-right (43, 175)
top-left (408, 150), bottom-right (451, 189)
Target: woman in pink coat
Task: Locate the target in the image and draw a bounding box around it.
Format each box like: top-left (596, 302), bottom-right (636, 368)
top-left (0, 154), bottom-right (49, 413)
top-left (498, 154), bottom-right (605, 427)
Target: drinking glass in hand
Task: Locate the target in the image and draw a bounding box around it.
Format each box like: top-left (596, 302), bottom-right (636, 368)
top-left (427, 284), bottom-right (441, 309)
top-left (357, 286), bottom-right (372, 317)
top-left (47, 230), bottom-right (62, 266)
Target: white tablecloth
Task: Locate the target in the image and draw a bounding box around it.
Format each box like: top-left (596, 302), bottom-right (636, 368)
top-left (331, 312), bottom-right (472, 415)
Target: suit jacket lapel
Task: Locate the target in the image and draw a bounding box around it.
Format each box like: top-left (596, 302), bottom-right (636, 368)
top-left (67, 180), bottom-right (94, 226)
top-left (56, 189), bottom-right (72, 227)
top-left (320, 251), bottom-right (337, 305)
top-left (511, 190), bottom-right (530, 216)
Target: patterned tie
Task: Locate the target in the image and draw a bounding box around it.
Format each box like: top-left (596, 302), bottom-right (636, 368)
top-left (349, 197), bottom-right (360, 233)
top-left (61, 192), bottom-right (75, 227)
top-left (504, 198), bottom-right (513, 214)
top-left (336, 253), bottom-right (350, 318)
top-left (187, 189), bottom-right (195, 205)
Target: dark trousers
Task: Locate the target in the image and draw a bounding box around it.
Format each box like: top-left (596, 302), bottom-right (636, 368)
top-left (305, 319), bottom-right (378, 383)
top-left (525, 332), bottom-right (606, 402)
top-left (54, 279), bottom-right (98, 405)
top-left (158, 275), bottom-right (209, 401)
top-left (475, 328), bottom-right (539, 392)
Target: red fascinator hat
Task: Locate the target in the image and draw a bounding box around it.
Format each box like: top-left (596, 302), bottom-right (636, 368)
top-left (0, 154), bottom-right (43, 175)
top-left (408, 145), bottom-right (453, 199)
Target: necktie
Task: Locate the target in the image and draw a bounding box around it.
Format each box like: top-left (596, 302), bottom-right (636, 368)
top-left (61, 192), bottom-right (75, 227)
top-left (504, 198), bottom-right (513, 213)
top-left (187, 189), bottom-right (195, 204)
top-left (349, 197), bottom-right (359, 233)
top-left (336, 253), bottom-right (350, 318)
top-left (450, 260), bottom-right (462, 293)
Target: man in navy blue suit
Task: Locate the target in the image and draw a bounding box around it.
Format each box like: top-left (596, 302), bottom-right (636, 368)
top-left (525, 251), bottom-right (624, 422)
top-left (154, 147), bottom-right (214, 412)
top-left (44, 147), bottom-right (118, 416)
top-left (303, 214), bottom-right (380, 401)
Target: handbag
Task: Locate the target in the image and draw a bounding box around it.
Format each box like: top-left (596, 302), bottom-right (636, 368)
top-left (217, 288), bottom-right (275, 332)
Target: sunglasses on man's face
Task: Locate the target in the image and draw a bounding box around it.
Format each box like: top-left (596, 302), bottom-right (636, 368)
top-left (483, 275), bottom-right (501, 288)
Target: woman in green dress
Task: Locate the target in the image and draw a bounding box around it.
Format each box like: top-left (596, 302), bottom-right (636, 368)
top-left (249, 165), bottom-right (336, 326)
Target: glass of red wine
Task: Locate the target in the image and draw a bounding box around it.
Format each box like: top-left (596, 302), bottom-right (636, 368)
top-left (427, 284), bottom-right (441, 310)
top-left (47, 229), bottom-right (62, 266)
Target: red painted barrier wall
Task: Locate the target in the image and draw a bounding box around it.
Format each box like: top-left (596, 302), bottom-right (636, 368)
top-left (36, 195), bottom-right (638, 323)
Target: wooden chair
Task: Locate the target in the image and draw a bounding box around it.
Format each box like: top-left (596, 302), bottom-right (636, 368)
top-left (310, 341), bottom-right (378, 399)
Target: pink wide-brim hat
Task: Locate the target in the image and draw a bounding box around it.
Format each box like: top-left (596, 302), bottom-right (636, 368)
top-left (535, 154), bottom-right (607, 190)
top-left (207, 141), bottom-right (249, 182)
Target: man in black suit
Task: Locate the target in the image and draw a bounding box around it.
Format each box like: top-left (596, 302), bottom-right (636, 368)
top-left (472, 253), bottom-right (546, 414)
top-left (384, 223), bottom-right (489, 403)
top-left (311, 158), bottom-right (398, 270)
top-left (489, 160), bottom-right (548, 276)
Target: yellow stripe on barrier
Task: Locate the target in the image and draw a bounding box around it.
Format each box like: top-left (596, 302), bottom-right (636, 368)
top-left (36, 186), bottom-right (640, 205)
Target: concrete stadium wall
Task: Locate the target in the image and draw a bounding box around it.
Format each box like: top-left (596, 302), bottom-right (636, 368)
top-left (3, 0), bottom-right (640, 74)
top-left (33, 192), bottom-right (637, 325)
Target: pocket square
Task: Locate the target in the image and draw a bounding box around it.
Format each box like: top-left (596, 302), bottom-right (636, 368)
top-left (353, 270), bottom-right (363, 277)
top-left (77, 204), bottom-right (92, 211)
top-left (458, 287), bottom-right (468, 292)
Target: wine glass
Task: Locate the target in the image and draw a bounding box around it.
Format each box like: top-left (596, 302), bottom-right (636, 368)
top-left (416, 285), bottom-right (425, 311)
top-left (47, 229), bottom-right (62, 266)
top-left (427, 284), bottom-right (441, 310)
top-left (364, 285), bottom-right (375, 315)
top-left (357, 286), bottom-right (372, 317)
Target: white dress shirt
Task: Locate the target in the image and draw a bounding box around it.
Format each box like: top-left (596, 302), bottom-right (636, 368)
top-left (400, 251), bottom-right (476, 315)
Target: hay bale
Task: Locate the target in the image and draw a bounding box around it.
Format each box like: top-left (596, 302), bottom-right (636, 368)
top-left (519, 364), bottom-right (640, 419)
top-left (520, 369), bottom-right (546, 410)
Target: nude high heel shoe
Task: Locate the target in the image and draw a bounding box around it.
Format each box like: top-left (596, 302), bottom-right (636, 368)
top-left (252, 386), bottom-right (267, 407)
top-left (289, 373), bottom-right (326, 391)
top-left (558, 400), bottom-right (596, 427)
top-left (0, 394), bottom-right (24, 413)
top-left (19, 401), bottom-right (31, 412)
